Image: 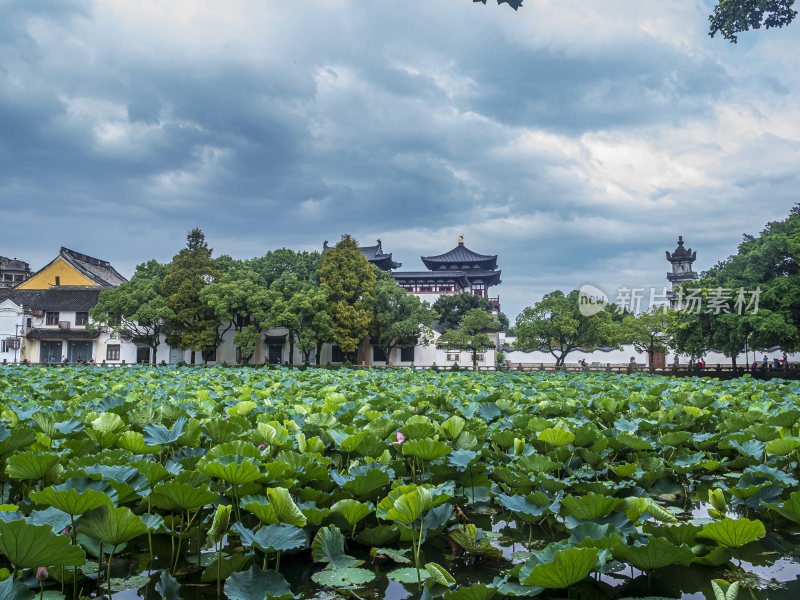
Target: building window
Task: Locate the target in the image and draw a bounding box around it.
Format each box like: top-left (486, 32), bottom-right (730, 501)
top-left (446, 353), bottom-right (460, 362)
top-left (106, 344), bottom-right (120, 361)
top-left (331, 345), bottom-right (346, 363)
top-left (45, 312), bottom-right (59, 325)
top-left (26, 317), bottom-right (32, 328)
top-left (1, 340), bottom-right (5, 352)
top-left (75, 312), bottom-right (89, 326)
top-left (373, 346), bottom-right (387, 362)
top-left (400, 347), bottom-right (415, 362)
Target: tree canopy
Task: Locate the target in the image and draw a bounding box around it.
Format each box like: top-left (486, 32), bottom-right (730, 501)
top-left (317, 234), bottom-right (377, 358)
top-left (477, 0), bottom-right (797, 43)
top-left (438, 307), bottom-right (501, 370)
top-left (432, 293), bottom-right (494, 331)
top-left (515, 289), bottom-right (623, 366)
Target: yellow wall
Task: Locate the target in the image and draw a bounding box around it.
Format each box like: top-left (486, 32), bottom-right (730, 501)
top-left (16, 258), bottom-right (97, 289)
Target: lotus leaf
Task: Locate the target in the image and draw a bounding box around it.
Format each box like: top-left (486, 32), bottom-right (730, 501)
top-left (199, 553), bottom-right (250, 583)
top-left (330, 499), bottom-right (372, 527)
top-left (442, 583), bottom-right (497, 600)
top-left (79, 505), bottom-right (147, 546)
top-left (149, 482), bottom-right (217, 512)
top-left (143, 416), bottom-right (186, 446)
top-left (698, 518), bottom-right (766, 548)
top-left (267, 487), bottom-right (307, 527)
top-left (613, 536), bottom-right (695, 571)
top-left (562, 493), bottom-right (622, 521)
top-left (225, 565), bottom-right (296, 600)
top-left (30, 481), bottom-right (114, 516)
top-left (200, 455), bottom-right (263, 485)
top-left (402, 438), bottom-right (452, 462)
top-left (426, 562), bottom-right (456, 586)
top-left (764, 490), bottom-right (800, 524)
top-left (6, 451), bottom-right (59, 480)
top-left (312, 525), bottom-right (363, 568)
top-left (0, 520), bottom-right (86, 568)
top-left (155, 570), bottom-right (181, 600)
top-left (233, 523), bottom-right (306, 553)
top-left (311, 567), bottom-right (376, 588)
top-left (538, 428), bottom-right (575, 447)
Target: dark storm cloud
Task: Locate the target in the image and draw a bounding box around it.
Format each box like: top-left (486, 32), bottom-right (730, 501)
top-left (1, 1), bottom-right (798, 319)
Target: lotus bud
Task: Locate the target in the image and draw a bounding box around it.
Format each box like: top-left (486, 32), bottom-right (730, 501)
top-left (36, 567), bottom-right (48, 581)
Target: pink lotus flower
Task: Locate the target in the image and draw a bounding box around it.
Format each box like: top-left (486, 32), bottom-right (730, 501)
top-left (257, 444), bottom-right (266, 450)
top-left (223, 414), bottom-right (229, 419)
top-left (36, 567), bottom-right (48, 581)
top-left (62, 528), bottom-right (69, 536)
top-left (390, 431), bottom-right (405, 445)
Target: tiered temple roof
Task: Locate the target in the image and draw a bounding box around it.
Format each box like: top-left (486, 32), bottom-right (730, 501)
top-left (358, 240), bottom-right (402, 271)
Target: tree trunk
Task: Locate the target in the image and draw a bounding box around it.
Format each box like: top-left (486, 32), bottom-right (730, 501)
top-left (648, 350), bottom-right (655, 374)
top-left (472, 349), bottom-right (478, 371)
top-left (151, 344), bottom-right (158, 366)
top-left (315, 342), bottom-right (322, 366)
top-left (288, 330), bottom-right (295, 366)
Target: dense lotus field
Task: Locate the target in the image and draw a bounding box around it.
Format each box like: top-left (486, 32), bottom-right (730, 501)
top-left (0, 367), bottom-right (800, 600)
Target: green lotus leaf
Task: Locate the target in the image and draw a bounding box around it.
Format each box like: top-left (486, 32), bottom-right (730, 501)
top-left (401, 417), bottom-right (437, 440)
top-left (442, 583), bottom-right (497, 600)
top-left (426, 562), bottom-right (456, 587)
top-left (0, 519), bottom-right (86, 569)
top-left (448, 524), bottom-right (503, 560)
top-left (568, 522), bottom-right (623, 550)
top-left (208, 504), bottom-right (232, 545)
top-left (200, 456), bottom-right (263, 486)
top-left (765, 438), bottom-right (800, 456)
top-left (130, 460), bottom-right (171, 488)
top-left (355, 525), bottom-right (399, 546)
top-left (0, 576), bottom-right (34, 600)
top-left (447, 450), bottom-right (479, 471)
top-left (6, 451), bottom-right (59, 480)
top-left (30, 483), bottom-right (113, 517)
top-left (495, 493), bottom-right (549, 518)
top-left (267, 487), bottom-right (307, 527)
top-left (387, 567), bottom-right (431, 583)
top-left (709, 489), bottom-right (727, 514)
top-left (143, 416), bottom-right (186, 446)
top-left (243, 498), bottom-right (279, 525)
top-left (613, 537), bottom-right (695, 571)
top-left (224, 565), bottom-right (296, 600)
top-left (766, 410), bottom-right (800, 428)
top-left (155, 569), bottom-right (181, 600)
top-left (330, 499), bottom-right (372, 527)
top-left (206, 441), bottom-right (261, 460)
top-left (199, 553), bottom-right (250, 583)
top-left (402, 438), bottom-right (452, 462)
top-left (91, 413), bottom-right (124, 435)
top-left (538, 428), bottom-right (575, 447)
top-left (764, 490), bottom-right (800, 524)
top-left (698, 517), bottom-right (766, 548)
top-left (385, 488), bottom-right (432, 524)
top-left (149, 482), bottom-right (217, 512)
top-left (521, 547), bottom-right (598, 588)
top-left (311, 525), bottom-right (363, 568)
top-left (371, 546), bottom-right (411, 564)
top-left (562, 493), bottom-right (622, 521)
top-left (0, 429), bottom-right (37, 457)
top-left (311, 567), bottom-right (376, 588)
top-left (78, 505), bottom-right (147, 546)
top-left (517, 453), bottom-right (560, 473)
top-left (643, 522), bottom-right (701, 546)
top-left (234, 523), bottom-right (306, 553)
top-left (116, 431), bottom-right (153, 454)
top-left (440, 416), bottom-right (466, 441)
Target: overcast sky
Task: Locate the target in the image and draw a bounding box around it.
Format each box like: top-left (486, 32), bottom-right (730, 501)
top-left (1, 0), bottom-right (798, 319)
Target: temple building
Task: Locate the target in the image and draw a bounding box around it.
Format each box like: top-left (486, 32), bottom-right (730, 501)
top-left (0, 256), bottom-right (32, 288)
top-left (15, 247), bottom-right (127, 290)
top-left (666, 235), bottom-right (697, 307)
top-left (357, 239), bottom-right (402, 271)
top-left (390, 236), bottom-right (502, 313)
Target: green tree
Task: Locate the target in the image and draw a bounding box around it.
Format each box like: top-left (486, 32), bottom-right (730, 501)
top-left (432, 292), bottom-right (494, 331)
top-left (478, 0), bottom-right (798, 43)
top-left (622, 308), bottom-right (673, 373)
top-left (709, 0), bottom-right (796, 42)
top-left (89, 260), bottom-right (174, 365)
top-left (266, 272), bottom-right (310, 364)
top-left (438, 308), bottom-right (500, 370)
top-left (371, 272), bottom-right (435, 365)
top-left (317, 235), bottom-right (376, 360)
top-left (515, 289), bottom-right (622, 366)
top-left (250, 249), bottom-right (322, 287)
top-left (200, 263), bottom-right (276, 364)
top-left (162, 228), bottom-right (222, 364)
top-left (269, 284), bottom-right (335, 365)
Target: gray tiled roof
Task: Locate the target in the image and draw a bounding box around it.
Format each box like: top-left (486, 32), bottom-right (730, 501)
top-left (421, 244), bottom-right (497, 269)
top-left (60, 248), bottom-right (127, 287)
top-left (0, 288), bottom-right (101, 311)
top-left (358, 240), bottom-right (402, 270)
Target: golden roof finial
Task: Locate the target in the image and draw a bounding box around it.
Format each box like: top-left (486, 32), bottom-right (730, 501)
top-left (458, 234), bottom-right (464, 244)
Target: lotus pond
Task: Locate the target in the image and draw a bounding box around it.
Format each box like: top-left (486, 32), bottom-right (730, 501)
top-left (1, 365), bottom-right (800, 600)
